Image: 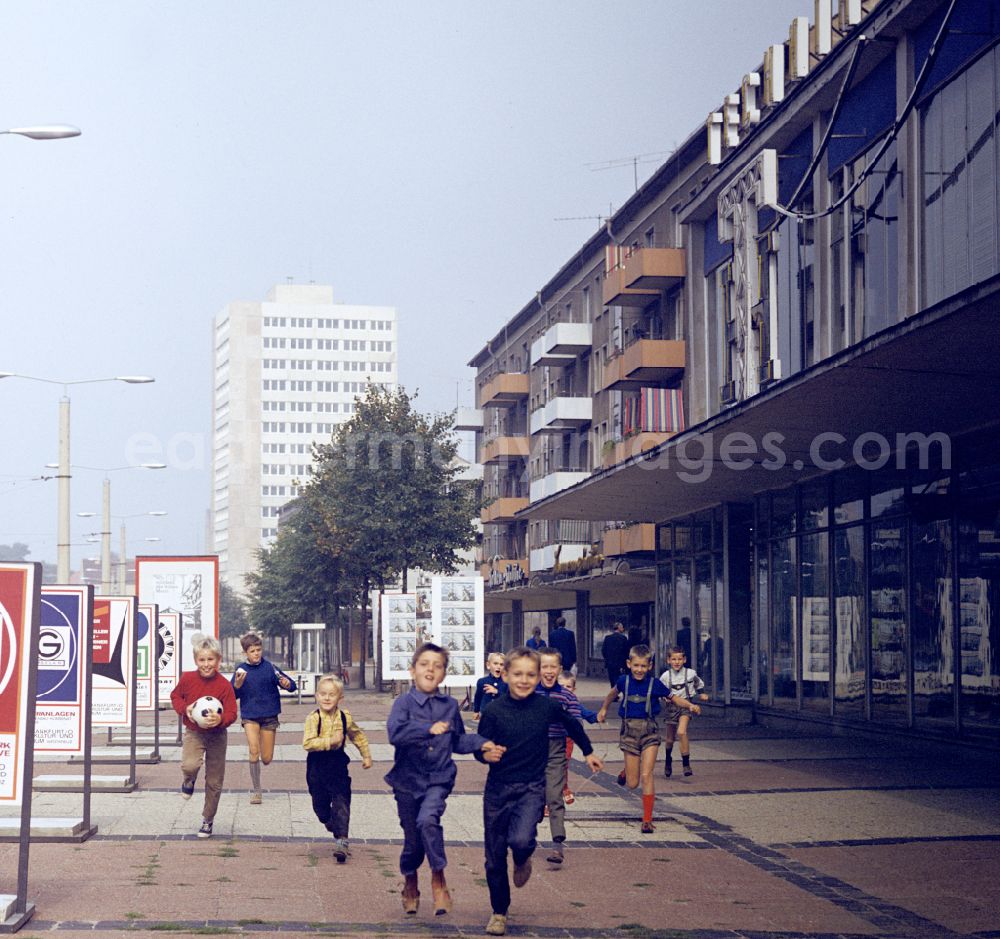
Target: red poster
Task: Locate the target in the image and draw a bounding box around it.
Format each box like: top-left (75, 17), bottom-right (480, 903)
top-left (0, 568), bottom-right (28, 735)
top-left (92, 600), bottom-right (112, 664)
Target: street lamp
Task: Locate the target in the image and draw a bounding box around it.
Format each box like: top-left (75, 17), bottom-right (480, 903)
top-left (0, 372), bottom-right (156, 582)
top-left (0, 124), bottom-right (81, 141)
top-left (75, 469), bottom-right (166, 592)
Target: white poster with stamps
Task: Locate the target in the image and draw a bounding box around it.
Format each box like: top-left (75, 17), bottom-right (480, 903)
top-left (432, 576), bottom-right (484, 688)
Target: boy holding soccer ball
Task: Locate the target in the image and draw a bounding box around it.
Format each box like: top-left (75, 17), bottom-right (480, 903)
top-left (170, 632), bottom-right (237, 838)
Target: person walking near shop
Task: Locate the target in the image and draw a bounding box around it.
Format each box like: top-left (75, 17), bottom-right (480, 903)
top-left (601, 621), bottom-right (630, 686)
top-left (547, 616), bottom-right (577, 674)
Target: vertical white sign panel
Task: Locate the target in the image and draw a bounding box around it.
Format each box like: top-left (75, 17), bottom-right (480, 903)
top-left (432, 576), bottom-right (484, 688)
top-left (92, 596), bottom-right (135, 727)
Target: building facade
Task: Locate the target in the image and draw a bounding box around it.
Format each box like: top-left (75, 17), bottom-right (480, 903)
top-left (471, 0), bottom-right (1000, 740)
top-left (212, 284), bottom-right (397, 591)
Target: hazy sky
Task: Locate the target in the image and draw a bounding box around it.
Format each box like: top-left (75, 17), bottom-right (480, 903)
top-left (0, 1), bottom-right (806, 572)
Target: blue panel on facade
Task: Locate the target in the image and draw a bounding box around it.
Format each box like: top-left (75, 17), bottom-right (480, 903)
top-left (703, 211), bottom-right (732, 275)
top-left (914, 0), bottom-right (1000, 104)
top-left (760, 126), bottom-right (813, 230)
top-left (827, 54), bottom-right (896, 176)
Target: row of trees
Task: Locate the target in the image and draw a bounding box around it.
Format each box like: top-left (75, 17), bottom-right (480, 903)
top-left (242, 385), bottom-right (481, 686)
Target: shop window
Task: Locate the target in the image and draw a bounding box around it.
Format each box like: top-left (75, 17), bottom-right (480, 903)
top-left (800, 531), bottom-right (830, 709)
top-left (870, 522), bottom-right (909, 724)
top-left (770, 537), bottom-right (798, 704)
top-left (833, 525), bottom-right (867, 717)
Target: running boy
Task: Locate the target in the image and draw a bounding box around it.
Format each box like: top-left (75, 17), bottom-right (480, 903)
top-left (476, 647), bottom-right (603, 936)
top-left (385, 643), bottom-right (503, 917)
top-left (597, 644), bottom-right (700, 834)
top-left (535, 647), bottom-right (577, 864)
top-left (170, 632), bottom-right (237, 838)
top-left (556, 670), bottom-right (597, 805)
top-left (232, 631), bottom-right (297, 803)
top-left (659, 645), bottom-right (709, 777)
top-left (473, 652), bottom-right (508, 720)
top-left (303, 674), bottom-right (371, 862)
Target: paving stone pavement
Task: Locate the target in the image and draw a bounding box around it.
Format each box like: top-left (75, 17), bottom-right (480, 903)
top-left (2, 677), bottom-right (998, 938)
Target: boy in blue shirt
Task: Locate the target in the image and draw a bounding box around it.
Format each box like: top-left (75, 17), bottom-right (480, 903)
top-left (473, 652), bottom-right (508, 720)
top-left (386, 642), bottom-right (503, 917)
top-left (231, 632), bottom-right (296, 804)
top-left (597, 644), bottom-right (700, 833)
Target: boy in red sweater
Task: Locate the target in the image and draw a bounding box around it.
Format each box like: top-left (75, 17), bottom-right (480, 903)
top-left (170, 632), bottom-right (237, 838)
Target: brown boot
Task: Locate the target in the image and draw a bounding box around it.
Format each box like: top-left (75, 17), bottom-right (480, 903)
top-left (401, 873), bottom-right (419, 915)
top-left (431, 869), bottom-right (452, 915)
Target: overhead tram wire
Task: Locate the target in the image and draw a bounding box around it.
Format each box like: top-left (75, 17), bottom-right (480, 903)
top-left (768, 0), bottom-right (960, 224)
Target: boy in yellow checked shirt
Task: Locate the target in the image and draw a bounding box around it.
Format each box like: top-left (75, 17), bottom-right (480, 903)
top-left (303, 674), bottom-right (373, 862)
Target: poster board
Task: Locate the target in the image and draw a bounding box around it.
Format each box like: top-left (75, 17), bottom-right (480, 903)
top-left (382, 593), bottom-right (419, 679)
top-left (91, 596), bottom-right (135, 727)
top-left (0, 562), bottom-right (41, 804)
top-left (136, 556), bottom-right (218, 673)
top-left (35, 585), bottom-right (92, 752)
top-left (136, 603), bottom-right (158, 711)
top-left (156, 610), bottom-right (182, 704)
top-left (433, 575), bottom-right (484, 687)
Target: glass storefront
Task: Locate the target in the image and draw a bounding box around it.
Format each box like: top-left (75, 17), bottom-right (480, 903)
top-left (656, 428), bottom-right (1000, 737)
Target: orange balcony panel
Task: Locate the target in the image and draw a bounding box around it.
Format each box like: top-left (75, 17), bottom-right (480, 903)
top-left (602, 524), bottom-right (656, 556)
top-left (601, 432), bottom-right (676, 469)
top-left (481, 497), bottom-right (529, 523)
top-left (622, 247), bottom-right (686, 291)
top-left (602, 340), bottom-right (686, 391)
top-left (478, 373), bottom-right (529, 408)
top-left (481, 435), bottom-right (529, 464)
top-left (602, 266), bottom-right (658, 307)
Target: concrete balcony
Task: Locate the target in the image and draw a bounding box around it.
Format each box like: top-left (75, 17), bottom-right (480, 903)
top-left (601, 431), bottom-right (676, 468)
top-left (529, 396), bottom-right (593, 434)
top-left (542, 322), bottom-right (592, 358)
top-left (529, 470), bottom-right (590, 503)
top-left (481, 435), bottom-right (529, 464)
top-left (602, 524), bottom-right (656, 556)
top-left (454, 406), bottom-right (483, 431)
top-left (530, 542), bottom-right (588, 573)
top-left (478, 372), bottom-right (529, 408)
top-left (622, 247), bottom-right (686, 291)
top-left (602, 265), bottom-right (659, 307)
top-left (601, 339), bottom-right (686, 391)
top-left (481, 497), bottom-right (528, 523)
top-left (530, 336), bottom-right (574, 368)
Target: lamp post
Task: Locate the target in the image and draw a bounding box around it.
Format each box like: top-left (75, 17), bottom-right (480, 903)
top-left (0, 124), bottom-right (81, 140)
top-left (118, 516), bottom-right (166, 592)
top-left (2, 373), bottom-right (155, 582)
top-left (75, 467), bottom-right (166, 592)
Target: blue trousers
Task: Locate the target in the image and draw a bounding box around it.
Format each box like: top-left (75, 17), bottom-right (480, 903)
top-left (393, 784), bottom-right (451, 874)
top-left (483, 778), bottom-right (545, 915)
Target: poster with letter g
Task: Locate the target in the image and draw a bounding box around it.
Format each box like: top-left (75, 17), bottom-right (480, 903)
top-left (0, 562), bottom-right (41, 804)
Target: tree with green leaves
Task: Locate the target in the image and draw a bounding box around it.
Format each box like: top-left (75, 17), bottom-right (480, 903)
top-left (308, 384), bottom-right (481, 687)
top-left (218, 581), bottom-right (250, 639)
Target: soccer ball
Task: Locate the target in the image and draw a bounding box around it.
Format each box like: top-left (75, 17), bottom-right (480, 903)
top-left (190, 695), bottom-right (224, 728)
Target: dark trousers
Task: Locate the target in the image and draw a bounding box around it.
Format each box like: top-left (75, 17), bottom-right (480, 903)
top-left (394, 783), bottom-right (451, 874)
top-left (483, 778), bottom-right (545, 915)
top-left (306, 750), bottom-right (352, 839)
top-left (606, 664), bottom-right (623, 686)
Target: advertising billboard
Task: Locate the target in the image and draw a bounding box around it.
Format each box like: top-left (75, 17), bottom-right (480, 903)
top-left (91, 596), bottom-right (135, 727)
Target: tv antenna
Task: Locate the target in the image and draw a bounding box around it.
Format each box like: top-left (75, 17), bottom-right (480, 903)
top-left (587, 150), bottom-right (672, 192)
top-left (554, 203), bottom-right (615, 226)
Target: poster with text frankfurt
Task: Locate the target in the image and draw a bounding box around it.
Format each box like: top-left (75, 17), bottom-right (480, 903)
top-left (156, 610), bottom-right (181, 705)
top-left (136, 557), bottom-right (218, 673)
top-left (431, 576), bottom-right (484, 688)
top-left (36, 585), bottom-right (92, 752)
top-left (91, 596), bottom-right (135, 727)
top-left (0, 562), bottom-right (41, 803)
top-left (136, 603), bottom-right (158, 711)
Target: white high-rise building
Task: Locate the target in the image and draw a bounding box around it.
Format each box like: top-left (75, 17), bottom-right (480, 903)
top-left (212, 284), bottom-right (397, 592)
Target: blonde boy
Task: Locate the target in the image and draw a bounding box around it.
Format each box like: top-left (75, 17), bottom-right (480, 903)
top-left (303, 674), bottom-right (372, 862)
top-left (474, 652), bottom-right (508, 720)
top-left (170, 632), bottom-right (237, 839)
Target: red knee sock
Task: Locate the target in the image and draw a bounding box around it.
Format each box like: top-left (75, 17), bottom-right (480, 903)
top-left (642, 793), bottom-right (654, 823)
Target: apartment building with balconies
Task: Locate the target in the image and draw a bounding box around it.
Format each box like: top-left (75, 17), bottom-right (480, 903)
top-left (470, 0), bottom-right (1000, 742)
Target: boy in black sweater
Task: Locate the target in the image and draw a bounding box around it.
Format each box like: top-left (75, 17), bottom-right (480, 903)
top-left (475, 646), bottom-right (603, 936)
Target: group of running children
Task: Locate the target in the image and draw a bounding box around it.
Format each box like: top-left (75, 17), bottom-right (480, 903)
top-left (170, 630), bottom-right (707, 937)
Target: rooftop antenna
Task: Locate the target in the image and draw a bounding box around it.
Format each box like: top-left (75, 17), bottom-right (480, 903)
top-left (554, 203), bottom-right (615, 226)
top-left (587, 150), bottom-right (672, 192)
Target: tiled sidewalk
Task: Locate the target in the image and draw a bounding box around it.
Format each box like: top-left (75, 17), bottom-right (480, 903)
top-left (2, 682), bottom-right (997, 937)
